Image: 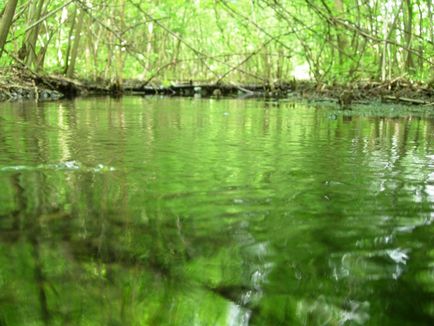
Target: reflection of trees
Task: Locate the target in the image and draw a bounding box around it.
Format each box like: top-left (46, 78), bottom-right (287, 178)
top-left (0, 119), bottom-right (251, 324)
top-left (0, 99), bottom-right (262, 324)
top-left (1, 169), bottom-right (255, 324)
top-left (0, 102), bottom-right (52, 324)
top-left (0, 99), bottom-right (433, 324)
top-left (246, 112), bottom-right (434, 325)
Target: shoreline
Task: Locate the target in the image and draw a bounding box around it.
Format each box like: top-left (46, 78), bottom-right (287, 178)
top-left (1, 67), bottom-right (433, 107)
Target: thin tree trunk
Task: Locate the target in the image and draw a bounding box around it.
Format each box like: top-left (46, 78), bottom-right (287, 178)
top-left (417, 2), bottom-right (423, 72)
top-left (403, 0), bottom-right (414, 73)
top-left (66, 8), bottom-right (84, 78)
top-left (104, 33), bottom-right (113, 80)
top-left (25, 0), bottom-right (45, 68)
top-left (429, 0), bottom-right (433, 44)
top-left (334, 0), bottom-right (347, 65)
top-left (427, 0), bottom-right (433, 76)
top-left (145, 21), bottom-right (154, 72)
top-left (89, 24), bottom-right (102, 80)
top-left (63, 5), bottom-right (77, 74)
top-left (379, 2), bottom-right (402, 80)
top-left (0, 0), bottom-right (19, 59)
top-left (114, 0), bottom-right (126, 91)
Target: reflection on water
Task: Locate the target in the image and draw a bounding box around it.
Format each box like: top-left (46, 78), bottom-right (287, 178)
top-left (0, 97), bottom-right (433, 325)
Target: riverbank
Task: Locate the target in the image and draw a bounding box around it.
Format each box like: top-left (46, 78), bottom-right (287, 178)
top-left (123, 78), bottom-right (434, 107)
top-left (1, 66), bottom-right (433, 107)
top-left (0, 66), bottom-right (110, 102)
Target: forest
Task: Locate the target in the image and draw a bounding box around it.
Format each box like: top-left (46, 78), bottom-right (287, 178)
top-left (0, 0), bottom-right (433, 103)
top-left (1, 1), bottom-right (434, 325)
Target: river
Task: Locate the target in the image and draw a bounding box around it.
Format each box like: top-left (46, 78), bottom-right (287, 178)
top-left (0, 97), bottom-right (433, 325)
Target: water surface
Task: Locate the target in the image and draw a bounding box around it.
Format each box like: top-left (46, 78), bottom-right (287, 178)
top-left (0, 97), bottom-right (433, 325)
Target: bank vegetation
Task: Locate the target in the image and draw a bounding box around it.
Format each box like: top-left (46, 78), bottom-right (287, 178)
top-left (0, 0), bottom-right (433, 104)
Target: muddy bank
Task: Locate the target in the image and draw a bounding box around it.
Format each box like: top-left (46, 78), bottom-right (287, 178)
top-left (118, 78), bottom-right (434, 107)
top-left (1, 67), bottom-right (433, 107)
top-left (292, 79), bottom-right (434, 106)
top-left (0, 67), bottom-right (61, 101)
top-left (0, 67), bottom-right (109, 102)
top-left (124, 78), bottom-right (434, 106)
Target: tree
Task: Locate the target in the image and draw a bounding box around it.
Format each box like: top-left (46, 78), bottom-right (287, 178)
top-left (66, 7), bottom-right (84, 78)
top-left (0, 0), bottom-right (19, 59)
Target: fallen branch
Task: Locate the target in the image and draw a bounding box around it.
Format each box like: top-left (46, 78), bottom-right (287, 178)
top-left (382, 95), bottom-right (430, 105)
top-left (228, 82), bottom-right (255, 95)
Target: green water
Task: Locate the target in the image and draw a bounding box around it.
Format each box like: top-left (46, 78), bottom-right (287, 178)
top-left (0, 97), bottom-right (433, 325)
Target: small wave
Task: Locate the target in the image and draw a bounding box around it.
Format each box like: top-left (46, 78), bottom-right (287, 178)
top-left (387, 248), bottom-right (409, 265)
top-left (0, 160), bottom-right (116, 173)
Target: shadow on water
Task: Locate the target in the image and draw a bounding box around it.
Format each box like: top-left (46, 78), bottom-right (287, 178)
top-left (0, 97), bottom-right (433, 325)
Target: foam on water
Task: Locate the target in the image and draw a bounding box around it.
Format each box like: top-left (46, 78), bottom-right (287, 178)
top-left (0, 160), bottom-right (116, 173)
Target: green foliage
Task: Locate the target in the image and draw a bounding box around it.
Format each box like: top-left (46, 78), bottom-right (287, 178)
top-left (0, 1), bottom-right (433, 84)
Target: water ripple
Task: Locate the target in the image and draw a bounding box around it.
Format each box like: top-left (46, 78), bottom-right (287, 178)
top-left (0, 160), bottom-right (116, 173)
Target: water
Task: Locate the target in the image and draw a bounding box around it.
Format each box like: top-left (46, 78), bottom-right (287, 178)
top-left (0, 97), bottom-right (433, 325)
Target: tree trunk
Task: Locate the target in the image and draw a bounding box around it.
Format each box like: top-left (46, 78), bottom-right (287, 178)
top-left (403, 0), bottom-right (414, 73)
top-left (89, 24), bottom-right (102, 80)
top-left (334, 0), bottom-right (347, 65)
top-left (114, 0), bottom-right (126, 92)
top-left (0, 0), bottom-right (19, 59)
top-left (63, 5), bottom-right (78, 74)
top-left (429, 0), bottom-right (433, 44)
top-left (24, 0), bottom-right (45, 68)
top-left (66, 8), bottom-right (84, 78)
